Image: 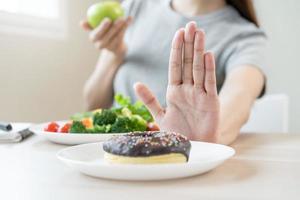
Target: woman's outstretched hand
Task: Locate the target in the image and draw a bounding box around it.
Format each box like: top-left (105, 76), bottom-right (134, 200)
top-left (134, 22), bottom-right (220, 142)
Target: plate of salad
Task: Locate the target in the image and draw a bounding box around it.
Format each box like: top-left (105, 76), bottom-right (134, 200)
top-left (30, 94), bottom-right (159, 145)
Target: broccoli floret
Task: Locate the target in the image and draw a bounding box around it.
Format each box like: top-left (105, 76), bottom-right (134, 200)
top-left (115, 94), bottom-right (131, 107)
top-left (111, 116), bottom-right (132, 133)
top-left (70, 121), bottom-right (87, 133)
top-left (121, 107), bottom-right (132, 117)
top-left (111, 116), bottom-right (147, 133)
top-left (88, 124), bottom-right (112, 133)
top-left (105, 124), bottom-right (112, 133)
top-left (110, 107), bottom-right (122, 115)
top-left (130, 101), bottom-right (153, 122)
top-left (115, 94), bottom-right (153, 122)
top-left (131, 114), bottom-right (147, 131)
top-left (93, 109), bottom-right (117, 126)
top-left (88, 125), bottom-right (106, 133)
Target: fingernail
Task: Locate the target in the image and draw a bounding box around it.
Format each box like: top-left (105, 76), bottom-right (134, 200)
top-left (189, 21), bottom-right (197, 28)
top-left (133, 82), bottom-right (141, 89)
top-left (179, 27), bottom-right (185, 33)
top-left (175, 29), bottom-right (182, 38)
top-left (196, 29), bottom-right (205, 37)
top-left (199, 28), bottom-right (205, 34)
top-left (206, 51), bottom-right (215, 57)
top-left (127, 17), bottom-right (133, 24)
top-left (190, 21), bottom-right (197, 25)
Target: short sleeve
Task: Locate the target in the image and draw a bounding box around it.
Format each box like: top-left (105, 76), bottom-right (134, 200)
top-left (121, 0), bottom-right (142, 17)
top-left (225, 32), bottom-right (267, 75)
top-left (225, 31), bottom-right (268, 97)
top-left (121, 0), bottom-right (134, 15)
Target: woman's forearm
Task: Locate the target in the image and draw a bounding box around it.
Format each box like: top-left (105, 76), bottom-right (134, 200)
top-left (83, 50), bottom-right (124, 110)
top-left (217, 66), bottom-right (265, 144)
top-left (218, 88), bottom-right (254, 144)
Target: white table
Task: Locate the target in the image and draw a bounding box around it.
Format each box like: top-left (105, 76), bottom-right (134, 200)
top-left (0, 134), bottom-right (299, 200)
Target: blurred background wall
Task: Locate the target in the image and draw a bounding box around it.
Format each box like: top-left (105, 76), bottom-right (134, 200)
top-left (0, 0), bottom-right (299, 132)
top-left (0, 0), bottom-right (98, 122)
top-left (254, 0), bottom-right (299, 132)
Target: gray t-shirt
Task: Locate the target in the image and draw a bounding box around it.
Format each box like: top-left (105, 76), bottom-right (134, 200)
top-left (114, 0), bottom-right (267, 106)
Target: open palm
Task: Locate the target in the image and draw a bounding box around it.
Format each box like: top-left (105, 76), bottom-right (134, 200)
top-left (135, 22), bottom-right (220, 142)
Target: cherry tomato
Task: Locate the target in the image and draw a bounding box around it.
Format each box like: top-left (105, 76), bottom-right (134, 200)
top-left (44, 122), bottom-right (59, 132)
top-left (60, 123), bottom-right (72, 133)
top-left (147, 122), bottom-right (160, 131)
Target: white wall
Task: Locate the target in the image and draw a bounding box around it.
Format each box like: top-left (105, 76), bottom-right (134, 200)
top-left (0, 0), bottom-right (299, 132)
top-left (0, 0), bottom-right (98, 122)
top-left (254, 0), bottom-right (300, 132)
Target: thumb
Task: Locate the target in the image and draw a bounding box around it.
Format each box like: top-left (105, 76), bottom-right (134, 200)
top-left (134, 82), bottom-right (165, 120)
top-left (80, 20), bottom-right (92, 31)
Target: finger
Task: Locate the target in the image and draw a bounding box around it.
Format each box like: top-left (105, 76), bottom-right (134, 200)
top-left (204, 52), bottom-right (217, 95)
top-left (94, 41), bottom-right (102, 50)
top-left (183, 22), bottom-right (197, 84)
top-left (134, 82), bottom-right (165, 120)
top-left (107, 24), bottom-right (127, 50)
top-left (168, 28), bottom-right (184, 85)
top-left (89, 18), bottom-right (112, 42)
top-left (106, 17), bottom-right (131, 49)
top-left (93, 18), bottom-right (130, 50)
top-left (126, 16), bottom-right (133, 24)
top-left (80, 20), bottom-right (92, 31)
top-left (193, 29), bottom-right (205, 89)
top-left (100, 18), bottom-right (128, 47)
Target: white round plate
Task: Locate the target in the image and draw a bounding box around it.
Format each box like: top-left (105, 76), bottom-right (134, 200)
top-left (57, 141), bottom-right (235, 181)
top-left (29, 121), bottom-right (126, 145)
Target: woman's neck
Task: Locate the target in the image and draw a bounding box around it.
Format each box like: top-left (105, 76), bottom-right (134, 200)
top-left (171, 0), bottom-right (226, 17)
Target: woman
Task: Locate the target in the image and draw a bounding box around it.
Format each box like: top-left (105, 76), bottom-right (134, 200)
top-left (81, 0), bottom-right (266, 144)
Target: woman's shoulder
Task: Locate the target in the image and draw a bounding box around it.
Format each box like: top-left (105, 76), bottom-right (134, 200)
top-left (221, 6), bottom-right (267, 40)
top-left (122, 0), bottom-right (165, 17)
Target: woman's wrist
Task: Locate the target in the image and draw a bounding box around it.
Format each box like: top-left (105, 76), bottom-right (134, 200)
top-left (97, 49), bottom-right (125, 71)
top-left (84, 49), bottom-right (123, 110)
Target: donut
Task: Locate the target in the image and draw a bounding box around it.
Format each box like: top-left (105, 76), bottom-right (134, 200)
top-left (103, 131), bottom-right (191, 164)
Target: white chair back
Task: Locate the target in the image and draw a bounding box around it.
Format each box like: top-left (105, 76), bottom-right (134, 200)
top-left (241, 94), bottom-right (289, 133)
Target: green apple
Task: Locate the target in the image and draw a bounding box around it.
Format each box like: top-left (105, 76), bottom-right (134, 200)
top-left (87, 1), bottom-right (124, 29)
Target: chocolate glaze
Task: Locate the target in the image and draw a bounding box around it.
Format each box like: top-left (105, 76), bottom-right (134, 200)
top-left (103, 131), bottom-right (191, 160)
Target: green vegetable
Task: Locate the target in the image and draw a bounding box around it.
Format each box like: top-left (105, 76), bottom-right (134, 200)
top-left (115, 94), bottom-right (153, 122)
top-left (70, 111), bottom-right (94, 121)
top-left (88, 124), bottom-right (112, 133)
top-left (68, 94), bottom-right (153, 134)
top-left (70, 121), bottom-right (87, 133)
top-left (111, 116), bottom-right (132, 133)
top-left (130, 101), bottom-right (153, 122)
top-left (131, 114), bottom-right (147, 131)
top-left (93, 109), bottom-right (117, 126)
top-left (110, 107), bottom-right (122, 115)
top-left (114, 94), bottom-right (131, 107)
top-left (111, 115), bottom-right (147, 133)
top-left (105, 124), bottom-right (112, 133)
top-left (121, 107), bottom-right (132, 117)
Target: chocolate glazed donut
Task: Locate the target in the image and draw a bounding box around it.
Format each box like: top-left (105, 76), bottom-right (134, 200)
top-left (103, 131), bottom-right (191, 162)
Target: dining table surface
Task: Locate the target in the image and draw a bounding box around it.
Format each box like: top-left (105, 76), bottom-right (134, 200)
top-left (0, 132), bottom-right (299, 200)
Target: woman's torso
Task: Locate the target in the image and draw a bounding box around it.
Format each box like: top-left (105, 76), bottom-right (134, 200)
top-left (114, 0), bottom-right (266, 106)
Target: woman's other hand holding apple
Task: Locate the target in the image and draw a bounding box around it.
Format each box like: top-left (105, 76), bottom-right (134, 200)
top-left (81, 15), bottom-right (133, 110)
top-left (80, 17), bottom-right (132, 58)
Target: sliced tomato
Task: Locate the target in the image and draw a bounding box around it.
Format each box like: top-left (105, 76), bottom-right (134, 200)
top-left (60, 122), bottom-right (72, 133)
top-left (147, 122), bottom-right (160, 131)
top-left (44, 122), bottom-right (59, 132)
